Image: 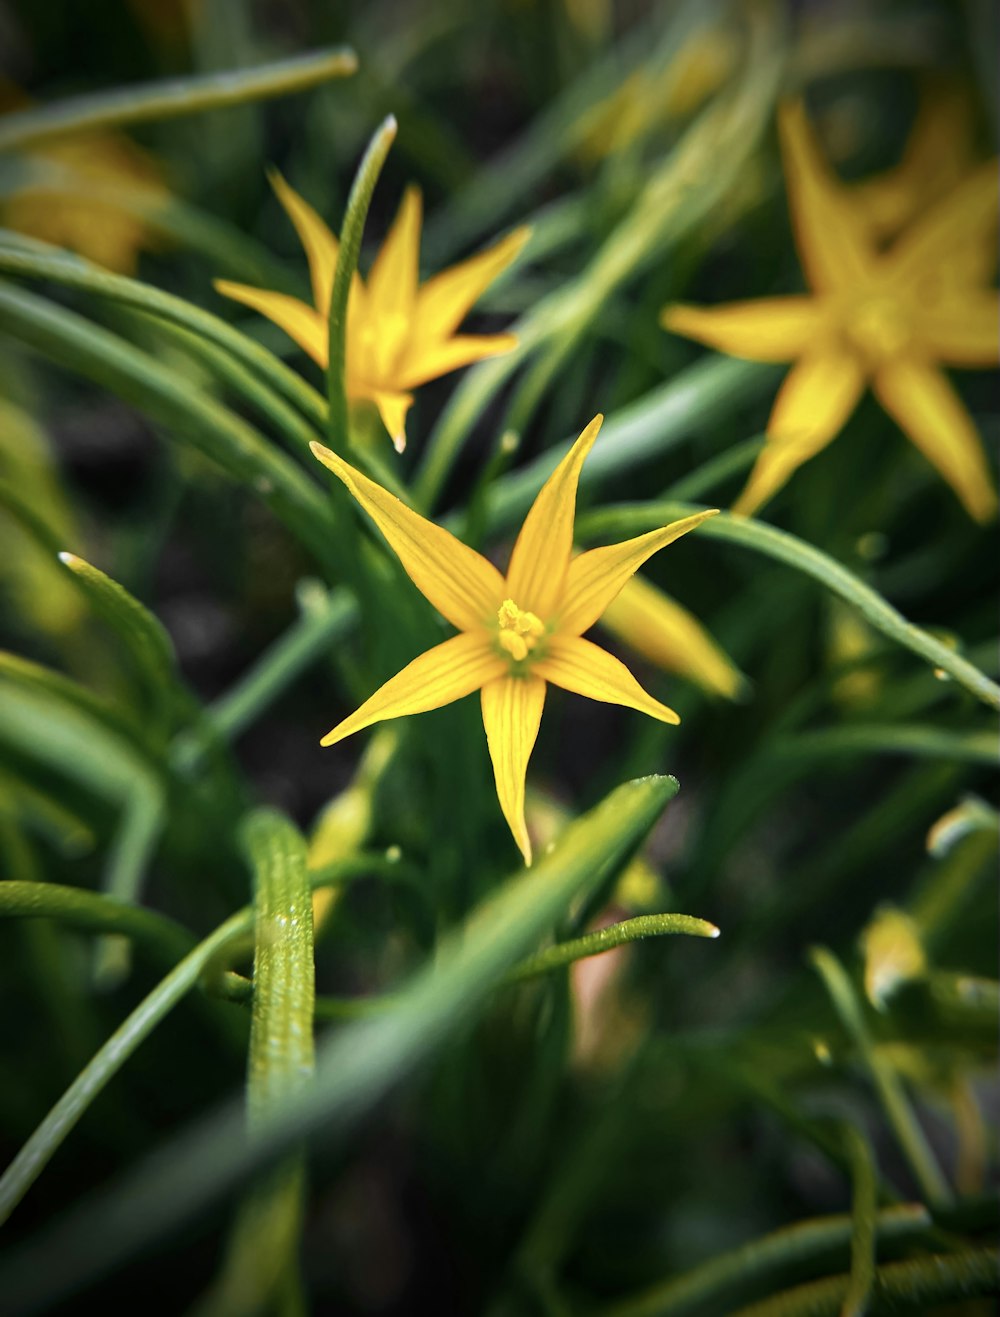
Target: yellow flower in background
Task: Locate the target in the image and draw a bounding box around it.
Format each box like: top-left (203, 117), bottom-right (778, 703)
top-left (575, 26), bottom-right (738, 162)
top-left (662, 101), bottom-right (999, 523)
top-left (600, 574), bottom-right (746, 700)
top-left (311, 416), bottom-right (716, 863)
top-left (217, 174), bottom-right (530, 451)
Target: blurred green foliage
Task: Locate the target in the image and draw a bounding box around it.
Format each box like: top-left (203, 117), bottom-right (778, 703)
top-left (0, 1), bottom-right (997, 1313)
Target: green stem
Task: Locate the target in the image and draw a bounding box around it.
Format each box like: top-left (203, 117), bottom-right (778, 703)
top-left (0, 48), bottom-right (358, 151)
top-left (326, 117), bottom-right (397, 449)
top-left (774, 724), bottom-right (998, 767)
top-left (809, 947), bottom-right (952, 1208)
top-left (840, 1125), bottom-right (878, 1317)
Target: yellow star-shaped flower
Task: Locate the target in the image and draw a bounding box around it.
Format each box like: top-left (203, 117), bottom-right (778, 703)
top-left (662, 101), bottom-right (999, 522)
top-left (217, 173), bottom-right (530, 451)
top-left (310, 417), bottom-right (716, 864)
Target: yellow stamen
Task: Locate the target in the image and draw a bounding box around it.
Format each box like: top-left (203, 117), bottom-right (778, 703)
top-left (845, 294), bottom-right (912, 360)
top-left (497, 598), bottom-right (545, 663)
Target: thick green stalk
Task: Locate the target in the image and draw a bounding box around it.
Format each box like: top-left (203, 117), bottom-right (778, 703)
top-left (0, 48), bottom-right (357, 151)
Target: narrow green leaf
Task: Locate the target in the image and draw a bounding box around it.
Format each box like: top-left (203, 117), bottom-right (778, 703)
top-left (0, 649), bottom-right (149, 754)
top-left (840, 1125), bottom-right (878, 1317)
top-left (56, 552), bottom-right (177, 714)
top-left (0, 237), bottom-right (327, 436)
top-left (809, 946), bottom-right (952, 1208)
top-left (728, 1248), bottom-right (998, 1317)
top-left (576, 502), bottom-right (1000, 712)
top-left (326, 116), bottom-right (397, 450)
top-left (601, 1204), bottom-right (930, 1317)
top-left (0, 48), bottom-right (358, 152)
top-left (506, 912), bottom-right (720, 983)
top-left (0, 910), bottom-right (249, 1230)
top-left (0, 280), bottom-right (342, 573)
top-left (0, 775), bottom-right (678, 1311)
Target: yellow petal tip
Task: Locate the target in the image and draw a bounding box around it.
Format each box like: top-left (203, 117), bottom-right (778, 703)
top-left (392, 431), bottom-right (406, 454)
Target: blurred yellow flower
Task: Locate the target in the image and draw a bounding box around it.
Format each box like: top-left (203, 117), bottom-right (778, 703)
top-left (1, 128), bottom-right (167, 275)
top-left (600, 573), bottom-right (746, 700)
top-left (311, 417), bottom-right (716, 863)
top-left (217, 174), bottom-right (529, 451)
top-left (575, 26), bottom-right (738, 161)
top-left (662, 101), bottom-right (999, 522)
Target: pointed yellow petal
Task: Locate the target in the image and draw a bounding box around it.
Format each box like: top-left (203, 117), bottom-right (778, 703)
top-left (661, 298), bottom-right (825, 362)
top-left (600, 575), bottom-right (747, 700)
top-left (367, 186), bottom-right (422, 331)
top-left (505, 415), bottom-right (602, 617)
top-left (887, 159), bottom-right (999, 287)
top-left (872, 358), bottom-right (998, 523)
top-left (534, 634), bottom-right (680, 725)
top-left (733, 349), bottom-right (866, 516)
top-left (397, 333), bottom-right (520, 390)
top-left (918, 293), bottom-right (999, 367)
top-left (778, 100), bottom-right (873, 293)
top-left (368, 390), bottom-right (414, 453)
top-left (559, 510), bottom-right (718, 636)
top-left (321, 632), bottom-right (505, 747)
top-left (310, 442), bottom-right (506, 628)
top-left (416, 226), bottom-right (531, 342)
top-left (481, 674), bottom-right (546, 865)
top-left (214, 280), bottom-right (327, 365)
top-left (268, 169), bottom-right (339, 314)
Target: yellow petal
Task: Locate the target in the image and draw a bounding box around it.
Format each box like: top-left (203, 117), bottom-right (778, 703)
top-left (534, 633), bottom-right (680, 725)
top-left (310, 442), bottom-right (506, 629)
top-left (268, 169), bottom-right (339, 314)
top-left (416, 226), bottom-right (531, 342)
top-left (918, 294), bottom-right (999, 367)
top-left (321, 632), bottom-right (505, 747)
top-left (733, 349), bottom-right (866, 516)
top-left (368, 389), bottom-right (414, 453)
top-left (778, 100), bottom-right (873, 293)
top-left (397, 333), bottom-right (520, 390)
top-left (600, 575), bottom-right (747, 700)
top-left (481, 674), bottom-right (546, 865)
top-left (505, 415), bottom-right (602, 617)
top-left (872, 358), bottom-right (998, 523)
top-left (366, 187), bottom-right (422, 374)
top-left (887, 159), bottom-right (999, 287)
top-left (559, 510), bottom-right (718, 636)
top-left (661, 298), bottom-right (825, 362)
top-left (214, 280), bottom-right (327, 365)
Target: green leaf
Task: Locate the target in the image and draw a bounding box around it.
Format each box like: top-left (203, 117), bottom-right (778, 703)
top-left (326, 117), bottom-right (397, 450)
top-left (506, 912), bottom-right (720, 982)
top-left (0, 279), bottom-right (343, 573)
top-left (0, 47), bottom-right (358, 152)
top-left (0, 774), bottom-right (678, 1311)
top-left (601, 1204), bottom-right (930, 1317)
top-left (576, 502), bottom-right (1000, 712)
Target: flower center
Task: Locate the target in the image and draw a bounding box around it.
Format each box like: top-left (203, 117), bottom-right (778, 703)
top-left (496, 598), bottom-right (545, 663)
top-left (845, 295), bottom-right (910, 361)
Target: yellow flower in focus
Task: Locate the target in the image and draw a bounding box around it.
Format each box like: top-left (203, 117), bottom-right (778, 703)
top-left (1, 130), bottom-right (167, 274)
top-left (600, 574), bottom-right (746, 700)
top-left (311, 417), bottom-right (717, 863)
top-left (217, 174), bottom-right (530, 451)
top-left (662, 101), bottom-right (1000, 522)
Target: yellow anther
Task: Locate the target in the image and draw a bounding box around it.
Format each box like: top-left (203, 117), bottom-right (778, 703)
top-left (497, 598), bottom-right (545, 663)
